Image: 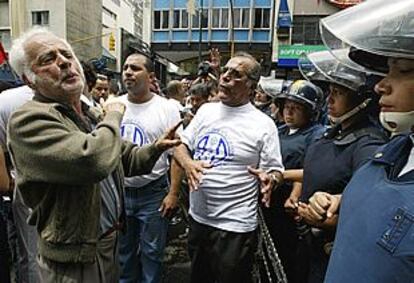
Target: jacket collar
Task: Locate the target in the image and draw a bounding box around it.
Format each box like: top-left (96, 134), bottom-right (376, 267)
top-left (371, 134), bottom-right (413, 166)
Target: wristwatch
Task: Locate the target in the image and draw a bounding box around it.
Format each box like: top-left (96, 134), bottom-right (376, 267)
top-left (269, 172), bottom-right (282, 189)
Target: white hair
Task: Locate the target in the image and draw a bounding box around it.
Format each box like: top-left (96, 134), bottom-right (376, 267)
top-left (9, 27), bottom-right (81, 83)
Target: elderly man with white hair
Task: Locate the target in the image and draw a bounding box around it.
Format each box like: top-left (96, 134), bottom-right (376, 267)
top-left (7, 28), bottom-right (181, 283)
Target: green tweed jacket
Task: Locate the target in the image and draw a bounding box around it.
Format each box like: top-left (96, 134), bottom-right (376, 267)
top-left (8, 94), bottom-right (163, 263)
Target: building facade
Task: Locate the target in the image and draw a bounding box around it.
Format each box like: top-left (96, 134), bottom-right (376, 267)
top-left (273, 0), bottom-right (340, 78)
top-left (102, 0), bottom-right (142, 71)
top-left (0, 0), bottom-right (102, 61)
top-left (149, 0), bottom-right (363, 77)
top-left (151, 0), bottom-right (275, 74)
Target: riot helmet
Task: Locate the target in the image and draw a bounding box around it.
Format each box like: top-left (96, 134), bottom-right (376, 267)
top-left (299, 49), bottom-right (383, 126)
top-left (320, 0), bottom-right (414, 135)
top-left (278, 80), bottom-right (323, 112)
top-left (320, 0), bottom-right (414, 74)
top-left (299, 49), bottom-right (368, 92)
top-left (257, 76), bottom-right (285, 99)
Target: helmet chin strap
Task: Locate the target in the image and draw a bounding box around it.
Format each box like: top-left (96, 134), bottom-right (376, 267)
top-left (380, 110), bottom-right (414, 136)
top-left (329, 98), bottom-right (372, 125)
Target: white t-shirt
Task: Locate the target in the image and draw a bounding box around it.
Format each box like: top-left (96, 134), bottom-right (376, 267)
top-left (120, 94), bottom-right (181, 187)
top-left (168, 98), bottom-right (184, 112)
top-left (0, 86), bottom-right (33, 151)
top-left (180, 102), bottom-right (284, 233)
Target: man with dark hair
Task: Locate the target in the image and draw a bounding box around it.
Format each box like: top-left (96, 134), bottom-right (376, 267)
top-left (165, 80), bottom-right (185, 111)
top-left (118, 53), bottom-right (182, 283)
top-left (91, 74), bottom-right (110, 103)
top-left (174, 54), bottom-right (284, 283)
top-left (187, 83), bottom-right (210, 114)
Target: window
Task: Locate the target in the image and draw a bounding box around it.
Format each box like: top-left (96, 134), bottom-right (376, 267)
top-left (153, 10), bottom-right (169, 30)
top-left (201, 9), bottom-right (208, 28)
top-left (172, 10), bottom-right (189, 29)
top-left (253, 8), bottom-right (270, 28)
top-left (182, 10), bottom-right (189, 28)
top-left (192, 13), bottom-right (199, 28)
top-left (154, 11), bottom-right (161, 29)
top-left (263, 8), bottom-right (270, 28)
top-left (162, 11), bottom-right (169, 29)
top-left (231, 8), bottom-right (250, 28)
top-left (233, 8), bottom-right (240, 28)
top-left (212, 9), bottom-right (220, 28)
top-left (221, 9), bottom-right (229, 28)
top-left (292, 16), bottom-right (323, 45)
top-left (173, 10), bottom-right (180, 28)
top-left (241, 8), bottom-right (249, 28)
top-left (32, 11), bottom-right (49, 26)
top-left (211, 9), bottom-right (229, 29)
top-left (0, 30), bottom-right (11, 50)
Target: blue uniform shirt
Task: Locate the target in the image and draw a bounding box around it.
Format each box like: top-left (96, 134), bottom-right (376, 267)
top-left (272, 124), bottom-right (325, 208)
top-left (325, 134), bottom-right (414, 283)
top-left (301, 120), bottom-right (387, 201)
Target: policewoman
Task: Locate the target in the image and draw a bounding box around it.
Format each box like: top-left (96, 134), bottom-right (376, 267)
top-left (262, 80), bottom-right (325, 282)
top-left (307, 0), bottom-right (414, 282)
top-left (255, 76), bottom-right (286, 127)
top-left (296, 49), bottom-right (388, 282)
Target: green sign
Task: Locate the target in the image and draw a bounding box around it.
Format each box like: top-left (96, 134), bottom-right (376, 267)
top-left (278, 45), bottom-right (328, 59)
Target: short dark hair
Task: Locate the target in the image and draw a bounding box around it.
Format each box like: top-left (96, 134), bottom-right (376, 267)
top-left (165, 80), bottom-right (183, 98)
top-left (188, 83), bottom-right (210, 99)
top-left (127, 53), bottom-right (154, 73)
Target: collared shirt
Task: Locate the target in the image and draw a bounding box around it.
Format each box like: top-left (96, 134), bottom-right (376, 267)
top-left (398, 134), bottom-right (414, 177)
top-left (82, 104), bottom-right (122, 235)
top-left (99, 173), bottom-right (122, 233)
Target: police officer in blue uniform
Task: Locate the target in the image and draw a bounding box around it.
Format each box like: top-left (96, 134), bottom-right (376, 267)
top-left (294, 49), bottom-right (388, 282)
top-left (255, 76), bottom-right (287, 127)
top-left (262, 80), bottom-right (325, 283)
top-left (303, 1), bottom-right (414, 282)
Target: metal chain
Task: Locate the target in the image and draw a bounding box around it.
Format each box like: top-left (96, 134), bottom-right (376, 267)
top-left (258, 207), bottom-right (288, 283)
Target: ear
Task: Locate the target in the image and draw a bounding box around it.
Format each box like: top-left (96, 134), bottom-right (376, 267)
top-left (148, 72), bottom-right (156, 81)
top-left (22, 74), bottom-right (36, 90)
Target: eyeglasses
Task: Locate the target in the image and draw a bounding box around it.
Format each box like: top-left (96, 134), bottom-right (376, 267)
top-left (221, 66), bottom-right (249, 81)
top-left (221, 66), bottom-right (258, 82)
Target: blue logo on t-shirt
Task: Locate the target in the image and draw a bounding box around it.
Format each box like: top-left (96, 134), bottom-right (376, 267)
top-left (121, 122), bottom-right (149, 146)
top-left (194, 131), bottom-right (232, 166)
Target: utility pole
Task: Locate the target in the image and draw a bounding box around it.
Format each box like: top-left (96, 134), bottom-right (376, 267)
top-left (229, 0), bottom-right (235, 57)
top-left (198, 0), bottom-right (204, 63)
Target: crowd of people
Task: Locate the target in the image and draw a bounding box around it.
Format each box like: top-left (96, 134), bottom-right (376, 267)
top-left (0, 0), bottom-right (413, 282)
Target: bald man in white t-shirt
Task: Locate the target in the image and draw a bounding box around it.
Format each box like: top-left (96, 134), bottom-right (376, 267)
top-left (174, 53), bottom-right (284, 283)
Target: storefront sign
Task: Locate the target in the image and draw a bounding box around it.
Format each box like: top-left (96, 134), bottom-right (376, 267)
top-left (278, 45), bottom-right (327, 68)
top-left (277, 0), bottom-right (292, 28)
